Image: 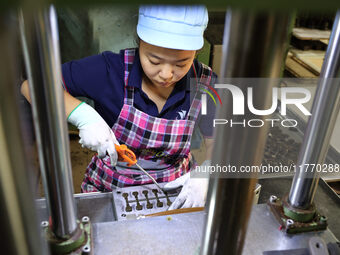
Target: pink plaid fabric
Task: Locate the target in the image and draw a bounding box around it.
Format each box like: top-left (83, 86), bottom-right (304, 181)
top-left (82, 49), bottom-right (213, 192)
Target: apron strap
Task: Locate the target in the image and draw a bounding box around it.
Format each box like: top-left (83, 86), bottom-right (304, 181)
top-left (187, 62), bottom-right (214, 121)
top-left (123, 48), bottom-right (136, 105)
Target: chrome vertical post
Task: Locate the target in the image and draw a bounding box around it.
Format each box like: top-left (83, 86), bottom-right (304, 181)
top-left (0, 12), bottom-right (49, 255)
top-left (201, 10), bottom-right (293, 255)
top-left (288, 11), bottom-right (340, 209)
top-left (20, 6), bottom-right (78, 238)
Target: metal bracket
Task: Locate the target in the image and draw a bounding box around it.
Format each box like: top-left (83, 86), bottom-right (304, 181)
top-left (267, 194), bottom-right (328, 234)
top-left (42, 216), bottom-right (92, 255)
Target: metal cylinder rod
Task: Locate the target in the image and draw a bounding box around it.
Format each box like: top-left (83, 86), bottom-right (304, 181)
top-left (0, 12), bottom-right (49, 255)
top-left (288, 11), bottom-right (340, 209)
top-left (20, 6), bottom-right (78, 238)
top-left (200, 10), bottom-right (293, 255)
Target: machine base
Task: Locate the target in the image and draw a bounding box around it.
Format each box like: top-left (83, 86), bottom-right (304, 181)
top-left (267, 194), bottom-right (327, 234)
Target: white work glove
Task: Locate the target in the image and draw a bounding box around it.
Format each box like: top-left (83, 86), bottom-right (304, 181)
top-left (68, 102), bottom-right (119, 166)
top-left (165, 160), bottom-right (211, 210)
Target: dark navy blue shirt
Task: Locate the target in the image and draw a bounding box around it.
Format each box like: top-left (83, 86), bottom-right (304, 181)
top-left (62, 49), bottom-right (217, 138)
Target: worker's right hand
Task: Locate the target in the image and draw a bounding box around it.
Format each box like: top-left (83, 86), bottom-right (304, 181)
top-left (68, 102), bottom-right (119, 166)
top-left (165, 160), bottom-right (211, 210)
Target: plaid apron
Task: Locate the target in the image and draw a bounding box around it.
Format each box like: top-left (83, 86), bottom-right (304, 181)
top-left (81, 49), bottom-right (213, 192)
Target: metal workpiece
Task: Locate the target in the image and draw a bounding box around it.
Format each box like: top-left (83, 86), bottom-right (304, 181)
top-left (112, 183), bottom-right (179, 221)
top-left (20, 7), bottom-right (78, 238)
top-left (201, 10), bottom-right (294, 255)
top-left (0, 13), bottom-right (49, 255)
top-left (288, 11), bottom-right (340, 209)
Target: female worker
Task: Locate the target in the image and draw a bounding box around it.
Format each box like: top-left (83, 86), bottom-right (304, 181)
top-left (22, 5), bottom-right (216, 209)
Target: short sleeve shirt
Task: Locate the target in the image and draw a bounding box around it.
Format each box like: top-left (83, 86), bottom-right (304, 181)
top-left (62, 49), bottom-right (217, 138)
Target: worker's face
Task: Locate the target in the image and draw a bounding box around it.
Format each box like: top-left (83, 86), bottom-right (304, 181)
top-left (139, 40), bottom-right (196, 88)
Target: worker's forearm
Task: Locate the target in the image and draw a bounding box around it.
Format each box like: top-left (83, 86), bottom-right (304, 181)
top-left (20, 80), bottom-right (82, 118)
top-left (204, 138), bottom-right (214, 160)
top-left (20, 80), bottom-right (32, 103)
top-left (63, 89), bottom-right (82, 117)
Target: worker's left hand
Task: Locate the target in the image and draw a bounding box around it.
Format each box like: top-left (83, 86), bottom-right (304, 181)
top-left (165, 160), bottom-right (211, 210)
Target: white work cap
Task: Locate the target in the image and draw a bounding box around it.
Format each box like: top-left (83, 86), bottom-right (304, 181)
top-left (137, 5), bottom-right (208, 50)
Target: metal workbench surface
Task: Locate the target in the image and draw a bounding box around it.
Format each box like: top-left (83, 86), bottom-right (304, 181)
top-left (93, 212), bottom-right (204, 255)
top-left (35, 178), bottom-right (340, 254)
top-left (92, 204), bottom-right (338, 255)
